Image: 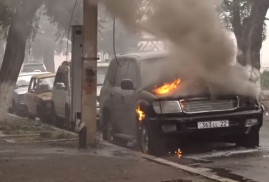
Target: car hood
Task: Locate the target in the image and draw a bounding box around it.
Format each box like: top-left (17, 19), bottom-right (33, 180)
top-left (14, 87), bottom-right (28, 95)
top-left (143, 79), bottom-right (210, 99)
top-left (37, 92), bottom-right (52, 101)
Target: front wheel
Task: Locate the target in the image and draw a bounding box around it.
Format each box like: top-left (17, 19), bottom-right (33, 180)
top-left (51, 104), bottom-right (58, 126)
top-left (236, 131), bottom-right (259, 148)
top-left (102, 110), bottom-right (113, 142)
top-left (140, 123), bottom-right (167, 156)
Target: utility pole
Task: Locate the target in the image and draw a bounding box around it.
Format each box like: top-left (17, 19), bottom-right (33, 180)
top-left (81, 0), bottom-right (98, 146)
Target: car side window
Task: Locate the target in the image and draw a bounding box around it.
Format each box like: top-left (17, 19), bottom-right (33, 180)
top-left (105, 59), bottom-right (118, 86)
top-left (126, 60), bottom-right (138, 88)
top-left (29, 78), bottom-right (37, 92)
top-left (55, 68), bottom-right (67, 89)
top-left (115, 60), bottom-right (129, 87)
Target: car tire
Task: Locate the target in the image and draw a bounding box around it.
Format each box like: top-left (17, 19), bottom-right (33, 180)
top-left (37, 106), bottom-right (48, 123)
top-left (51, 104), bottom-right (58, 126)
top-left (236, 131), bottom-right (260, 148)
top-left (65, 106), bottom-right (73, 131)
top-left (102, 110), bottom-right (113, 141)
top-left (140, 122), bottom-right (167, 156)
top-left (12, 100), bottom-right (18, 115)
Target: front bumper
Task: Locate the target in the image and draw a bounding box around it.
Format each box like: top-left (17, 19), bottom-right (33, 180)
top-left (148, 109), bottom-right (263, 139)
top-left (16, 102), bottom-right (27, 113)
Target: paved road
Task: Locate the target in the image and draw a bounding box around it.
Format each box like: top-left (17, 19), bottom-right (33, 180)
top-left (162, 117), bottom-right (269, 182)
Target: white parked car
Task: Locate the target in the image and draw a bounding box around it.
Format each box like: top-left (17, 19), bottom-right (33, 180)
top-left (21, 63), bottom-right (47, 73)
top-left (51, 61), bottom-right (109, 130)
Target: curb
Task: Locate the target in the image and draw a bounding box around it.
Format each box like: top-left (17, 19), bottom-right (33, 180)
top-left (142, 154), bottom-right (237, 182)
top-left (102, 141), bottom-right (237, 182)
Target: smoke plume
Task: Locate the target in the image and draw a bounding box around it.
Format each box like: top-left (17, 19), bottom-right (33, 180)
top-left (101, 0), bottom-right (259, 97)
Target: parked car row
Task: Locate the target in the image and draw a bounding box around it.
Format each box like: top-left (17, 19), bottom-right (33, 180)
top-left (10, 61), bottom-right (109, 131)
top-left (11, 52), bottom-right (264, 156)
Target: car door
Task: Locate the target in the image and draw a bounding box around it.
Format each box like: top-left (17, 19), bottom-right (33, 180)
top-left (110, 59), bottom-right (129, 134)
top-left (25, 78), bottom-right (37, 115)
top-left (100, 59), bottom-right (118, 131)
top-left (121, 59), bottom-right (139, 136)
top-left (53, 68), bottom-right (67, 118)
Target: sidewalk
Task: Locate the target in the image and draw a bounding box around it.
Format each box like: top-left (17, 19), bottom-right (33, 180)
top-left (0, 140), bottom-right (215, 182)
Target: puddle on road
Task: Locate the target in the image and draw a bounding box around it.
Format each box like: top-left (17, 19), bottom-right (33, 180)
top-left (211, 168), bottom-right (258, 182)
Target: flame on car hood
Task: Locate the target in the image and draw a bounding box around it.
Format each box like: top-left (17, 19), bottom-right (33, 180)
top-left (153, 79), bottom-right (181, 96)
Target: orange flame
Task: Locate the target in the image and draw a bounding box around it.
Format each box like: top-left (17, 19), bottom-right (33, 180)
top-left (136, 106), bottom-right (146, 122)
top-left (175, 149), bottom-right (183, 158)
top-left (153, 79), bottom-right (181, 95)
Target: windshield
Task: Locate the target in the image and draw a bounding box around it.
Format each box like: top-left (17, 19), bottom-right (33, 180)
top-left (37, 77), bottom-right (55, 93)
top-left (140, 57), bottom-right (180, 87)
top-left (16, 75), bottom-right (32, 87)
top-left (21, 64), bottom-right (46, 72)
top-left (97, 66), bottom-right (108, 86)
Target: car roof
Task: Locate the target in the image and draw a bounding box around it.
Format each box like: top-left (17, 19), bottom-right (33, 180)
top-left (22, 63), bottom-right (45, 66)
top-left (97, 62), bottom-right (110, 67)
top-left (32, 73), bottom-right (56, 79)
top-left (118, 51), bottom-right (168, 60)
top-left (19, 72), bottom-right (49, 77)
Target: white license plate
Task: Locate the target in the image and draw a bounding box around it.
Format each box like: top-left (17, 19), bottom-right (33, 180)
top-left (197, 120), bottom-right (229, 129)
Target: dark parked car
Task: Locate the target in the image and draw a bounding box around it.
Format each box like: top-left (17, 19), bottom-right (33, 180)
top-left (99, 52), bottom-right (263, 155)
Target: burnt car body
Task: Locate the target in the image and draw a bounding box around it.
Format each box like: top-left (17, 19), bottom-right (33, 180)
top-left (25, 73), bottom-right (55, 122)
top-left (100, 52), bottom-right (263, 155)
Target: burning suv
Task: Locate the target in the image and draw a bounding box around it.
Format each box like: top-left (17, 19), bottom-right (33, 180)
top-left (99, 52), bottom-right (263, 155)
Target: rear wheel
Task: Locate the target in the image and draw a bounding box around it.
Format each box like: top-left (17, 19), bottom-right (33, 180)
top-left (37, 106), bottom-right (47, 122)
top-left (51, 104), bottom-right (58, 126)
top-left (102, 110), bottom-right (113, 141)
top-left (12, 100), bottom-right (18, 115)
top-left (65, 106), bottom-right (74, 131)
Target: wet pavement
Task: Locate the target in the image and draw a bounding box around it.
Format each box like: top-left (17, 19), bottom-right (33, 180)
top-left (161, 117), bottom-right (269, 182)
top-left (0, 142), bottom-right (215, 182)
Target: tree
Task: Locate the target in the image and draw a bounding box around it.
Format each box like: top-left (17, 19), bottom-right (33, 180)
top-left (0, 0), bottom-right (83, 121)
top-left (0, 0), bottom-right (43, 120)
top-left (222, 0), bottom-right (269, 70)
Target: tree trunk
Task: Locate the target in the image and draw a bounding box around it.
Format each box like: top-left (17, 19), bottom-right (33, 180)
top-left (0, 0), bottom-right (42, 122)
top-left (235, 0), bottom-right (269, 70)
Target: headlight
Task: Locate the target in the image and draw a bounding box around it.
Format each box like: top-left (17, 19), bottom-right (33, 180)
top-left (153, 101), bottom-right (182, 114)
top-left (96, 100), bottom-right (100, 108)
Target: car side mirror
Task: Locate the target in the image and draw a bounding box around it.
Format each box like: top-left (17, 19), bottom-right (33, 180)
top-left (121, 79), bottom-right (135, 90)
top-left (55, 82), bottom-right (66, 90)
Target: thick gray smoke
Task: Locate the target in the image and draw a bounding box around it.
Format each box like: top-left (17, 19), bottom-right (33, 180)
top-left (101, 0), bottom-right (259, 97)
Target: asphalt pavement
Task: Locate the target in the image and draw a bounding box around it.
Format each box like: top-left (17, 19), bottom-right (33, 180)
top-left (161, 117), bottom-right (269, 182)
top-left (0, 141), bottom-right (215, 182)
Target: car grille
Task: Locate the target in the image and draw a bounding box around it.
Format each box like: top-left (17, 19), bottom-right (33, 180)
top-left (181, 98), bottom-right (238, 114)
